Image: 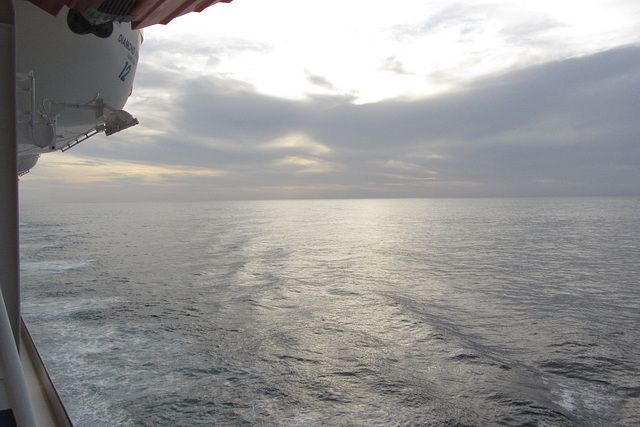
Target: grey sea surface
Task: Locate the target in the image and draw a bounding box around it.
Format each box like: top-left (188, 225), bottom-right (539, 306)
top-left (19, 198), bottom-right (640, 426)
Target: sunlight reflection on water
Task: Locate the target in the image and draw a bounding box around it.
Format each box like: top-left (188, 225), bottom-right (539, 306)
top-left (21, 197), bottom-right (640, 426)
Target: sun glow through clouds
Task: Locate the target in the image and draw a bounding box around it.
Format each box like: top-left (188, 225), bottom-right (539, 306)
top-left (18, 0), bottom-right (640, 201)
top-left (142, 0), bottom-right (640, 103)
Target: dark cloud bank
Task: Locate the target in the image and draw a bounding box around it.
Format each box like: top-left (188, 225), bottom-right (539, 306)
top-left (60, 45), bottom-right (640, 200)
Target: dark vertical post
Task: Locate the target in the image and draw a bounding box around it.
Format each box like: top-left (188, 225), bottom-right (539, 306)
top-left (0, 0), bottom-right (20, 346)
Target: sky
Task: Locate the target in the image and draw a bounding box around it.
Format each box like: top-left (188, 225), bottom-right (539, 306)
top-left (19, 0), bottom-right (640, 203)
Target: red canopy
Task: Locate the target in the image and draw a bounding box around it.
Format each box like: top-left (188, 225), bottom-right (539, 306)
top-left (26, 0), bottom-right (233, 29)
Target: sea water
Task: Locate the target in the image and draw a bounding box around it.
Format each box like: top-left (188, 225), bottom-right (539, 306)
top-left (19, 198), bottom-right (640, 426)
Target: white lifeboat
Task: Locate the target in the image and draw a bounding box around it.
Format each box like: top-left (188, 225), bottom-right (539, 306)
top-left (15, 1), bottom-right (142, 175)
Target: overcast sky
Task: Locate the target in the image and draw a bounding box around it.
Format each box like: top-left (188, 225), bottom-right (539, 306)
top-left (19, 0), bottom-right (640, 203)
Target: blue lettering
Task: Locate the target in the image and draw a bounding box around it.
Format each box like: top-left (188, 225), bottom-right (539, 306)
top-left (117, 34), bottom-right (138, 61)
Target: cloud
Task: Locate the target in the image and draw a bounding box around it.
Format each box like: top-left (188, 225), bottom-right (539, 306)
top-left (21, 45), bottom-right (640, 201)
top-left (304, 70), bottom-right (338, 91)
top-left (379, 56), bottom-right (411, 75)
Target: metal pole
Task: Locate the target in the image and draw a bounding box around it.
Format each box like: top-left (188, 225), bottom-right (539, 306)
top-left (0, 0), bottom-right (21, 345)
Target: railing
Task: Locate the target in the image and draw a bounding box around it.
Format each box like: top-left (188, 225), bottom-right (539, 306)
top-left (0, 288), bottom-right (37, 427)
top-left (21, 320), bottom-right (73, 426)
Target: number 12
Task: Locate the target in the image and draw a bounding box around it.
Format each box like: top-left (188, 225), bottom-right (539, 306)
top-left (118, 61), bottom-right (132, 82)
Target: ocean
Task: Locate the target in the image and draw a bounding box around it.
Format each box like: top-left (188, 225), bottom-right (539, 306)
top-left (18, 198), bottom-right (640, 426)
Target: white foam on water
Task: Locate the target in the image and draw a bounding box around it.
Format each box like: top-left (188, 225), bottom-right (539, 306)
top-left (553, 385), bottom-right (578, 412)
top-left (24, 297), bottom-right (161, 426)
top-left (23, 296), bottom-right (123, 322)
top-left (21, 259), bottom-right (93, 273)
top-left (546, 377), bottom-right (619, 423)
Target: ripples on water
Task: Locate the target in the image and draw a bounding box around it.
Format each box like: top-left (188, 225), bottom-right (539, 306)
top-left (19, 198), bottom-right (640, 426)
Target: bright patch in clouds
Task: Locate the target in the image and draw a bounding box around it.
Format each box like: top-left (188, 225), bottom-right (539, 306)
top-left (26, 152), bottom-right (226, 184)
top-left (143, 0), bottom-right (640, 102)
top-left (261, 133), bottom-right (331, 155)
top-left (274, 156), bottom-right (334, 174)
